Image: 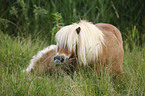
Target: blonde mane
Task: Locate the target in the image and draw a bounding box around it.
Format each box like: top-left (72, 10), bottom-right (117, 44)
top-left (55, 20), bottom-right (104, 65)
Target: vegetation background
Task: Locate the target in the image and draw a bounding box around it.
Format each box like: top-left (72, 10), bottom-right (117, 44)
top-left (0, 0), bottom-right (145, 95)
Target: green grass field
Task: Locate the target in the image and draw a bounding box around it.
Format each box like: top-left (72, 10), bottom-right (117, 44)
top-left (0, 31), bottom-right (144, 96)
top-left (0, 0), bottom-right (145, 95)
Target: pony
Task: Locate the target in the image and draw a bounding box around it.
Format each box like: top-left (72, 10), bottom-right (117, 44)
top-left (23, 45), bottom-right (57, 74)
top-left (23, 44), bottom-right (74, 75)
top-left (54, 20), bottom-right (124, 76)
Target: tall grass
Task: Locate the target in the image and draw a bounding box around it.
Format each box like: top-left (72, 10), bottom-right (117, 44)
top-left (0, 0), bottom-right (145, 95)
top-left (0, 0), bottom-right (144, 46)
top-left (0, 31), bottom-right (144, 96)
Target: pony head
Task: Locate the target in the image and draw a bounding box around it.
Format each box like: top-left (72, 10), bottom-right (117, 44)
top-left (54, 20), bottom-right (104, 65)
top-left (54, 24), bottom-right (80, 64)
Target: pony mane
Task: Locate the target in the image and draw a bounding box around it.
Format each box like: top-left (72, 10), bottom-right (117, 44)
top-left (55, 20), bottom-right (104, 65)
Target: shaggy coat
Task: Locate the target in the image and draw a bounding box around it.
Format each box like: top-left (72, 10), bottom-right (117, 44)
top-left (54, 20), bottom-right (124, 75)
top-left (24, 20), bottom-right (124, 76)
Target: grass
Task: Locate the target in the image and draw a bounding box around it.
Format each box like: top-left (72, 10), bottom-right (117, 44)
top-left (0, 31), bottom-right (145, 96)
top-left (0, 0), bottom-right (144, 95)
top-left (1, 0), bottom-right (144, 45)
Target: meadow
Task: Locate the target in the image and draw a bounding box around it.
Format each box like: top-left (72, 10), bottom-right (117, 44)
top-left (0, 0), bottom-right (145, 96)
top-left (0, 30), bottom-right (145, 96)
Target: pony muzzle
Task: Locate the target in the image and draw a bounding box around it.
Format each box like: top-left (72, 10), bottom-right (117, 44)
top-left (54, 55), bottom-right (68, 64)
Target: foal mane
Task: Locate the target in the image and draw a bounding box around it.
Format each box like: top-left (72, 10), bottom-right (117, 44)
top-left (55, 20), bottom-right (104, 65)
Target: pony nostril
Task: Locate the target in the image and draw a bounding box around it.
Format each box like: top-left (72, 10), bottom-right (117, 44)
top-left (54, 55), bottom-right (67, 63)
top-left (54, 56), bottom-right (60, 61)
top-left (61, 58), bottom-right (64, 63)
top-left (60, 55), bottom-right (65, 63)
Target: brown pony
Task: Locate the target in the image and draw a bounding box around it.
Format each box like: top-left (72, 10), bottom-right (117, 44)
top-left (23, 45), bottom-right (75, 74)
top-left (54, 20), bottom-right (124, 75)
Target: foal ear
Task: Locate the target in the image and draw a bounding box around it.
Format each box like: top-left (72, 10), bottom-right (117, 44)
top-left (76, 27), bottom-right (81, 34)
top-left (56, 25), bottom-right (61, 30)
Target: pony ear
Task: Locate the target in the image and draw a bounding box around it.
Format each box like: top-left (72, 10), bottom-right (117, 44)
top-left (76, 27), bottom-right (81, 34)
top-left (56, 25), bottom-right (61, 30)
